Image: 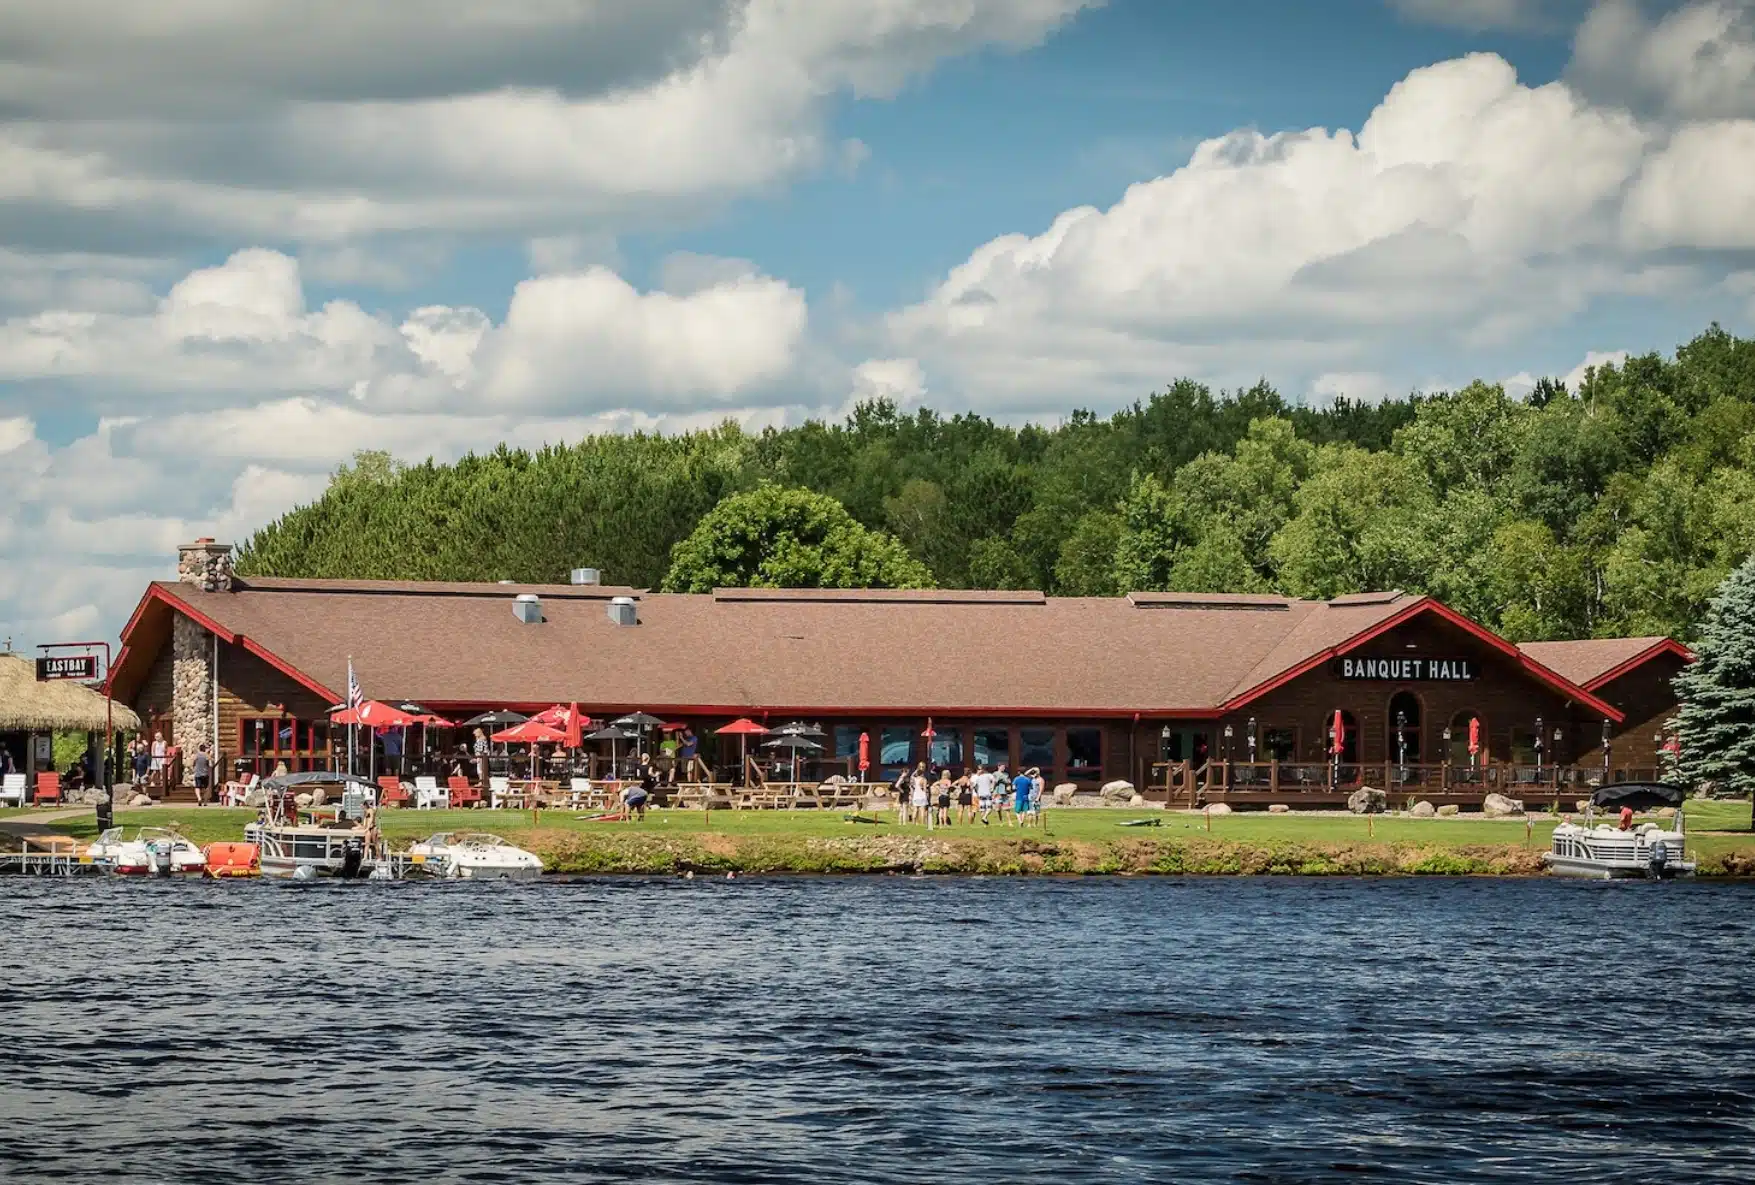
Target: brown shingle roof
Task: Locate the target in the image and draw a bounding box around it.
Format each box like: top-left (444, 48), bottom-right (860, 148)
top-left (121, 578), bottom-right (1627, 718)
top-left (1518, 637), bottom-right (1690, 689)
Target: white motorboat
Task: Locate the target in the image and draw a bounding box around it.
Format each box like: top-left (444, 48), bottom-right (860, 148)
top-left (85, 827), bottom-right (206, 876)
top-left (406, 832), bottom-right (545, 880)
top-left (246, 772), bottom-right (387, 880)
top-left (1544, 817), bottom-right (1696, 879)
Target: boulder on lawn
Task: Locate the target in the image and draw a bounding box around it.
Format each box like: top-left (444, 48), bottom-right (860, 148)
top-left (1481, 792), bottom-right (1524, 818)
top-left (1436, 804), bottom-right (1461, 817)
top-left (1347, 786), bottom-right (1387, 815)
top-left (1100, 779), bottom-right (1136, 804)
top-left (1205, 802), bottom-right (1232, 816)
top-left (1410, 800), bottom-right (1436, 818)
top-left (1128, 794), bottom-right (1146, 807)
top-left (1575, 799), bottom-right (1591, 813)
top-left (294, 792), bottom-right (314, 809)
top-left (128, 792), bottom-right (154, 807)
top-left (243, 786), bottom-right (268, 808)
top-left (1053, 783), bottom-right (1077, 804)
top-left (1268, 803), bottom-right (1290, 814)
top-left (1656, 806), bottom-right (1678, 820)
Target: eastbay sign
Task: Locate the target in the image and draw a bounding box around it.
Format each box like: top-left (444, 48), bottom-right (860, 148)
top-left (1336, 656), bottom-right (1477, 682)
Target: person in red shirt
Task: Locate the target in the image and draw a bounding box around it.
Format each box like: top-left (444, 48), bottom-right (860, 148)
top-left (1619, 806), bottom-right (1635, 831)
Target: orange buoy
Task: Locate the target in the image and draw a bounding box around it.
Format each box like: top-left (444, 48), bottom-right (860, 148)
top-left (203, 842), bottom-right (260, 878)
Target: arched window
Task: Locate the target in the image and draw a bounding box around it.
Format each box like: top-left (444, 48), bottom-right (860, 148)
top-left (1388, 692), bottom-right (1422, 764)
top-left (1448, 711), bottom-right (1484, 766)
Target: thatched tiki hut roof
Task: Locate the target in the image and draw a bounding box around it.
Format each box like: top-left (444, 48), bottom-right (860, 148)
top-left (0, 653), bottom-right (141, 732)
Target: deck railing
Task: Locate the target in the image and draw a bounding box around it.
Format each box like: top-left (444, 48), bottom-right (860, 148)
top-left (1156, 759), bottom-right (1657, 806)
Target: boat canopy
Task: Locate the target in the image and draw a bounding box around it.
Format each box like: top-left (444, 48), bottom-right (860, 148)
top-left (1589, 782), bottom-right (1687, 810)
top-left (259, 771), bottom-right (383, 794)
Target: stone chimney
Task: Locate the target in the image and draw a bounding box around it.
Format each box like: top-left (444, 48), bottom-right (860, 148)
top-left (169, 539), bottom-right (231, 784)
top-left (178, 538), bottom-right (234, 593)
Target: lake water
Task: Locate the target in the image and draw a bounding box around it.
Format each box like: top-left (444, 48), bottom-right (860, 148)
top-left (3, 877), bottom-right (1752, 1183)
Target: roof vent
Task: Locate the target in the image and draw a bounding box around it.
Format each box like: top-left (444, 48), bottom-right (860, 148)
top-left (608, 596), bottom-right (637, 627)
top-left (513, 593), bottom-right (542, 624)
top-left (570, 567), bottom-right (601, 586)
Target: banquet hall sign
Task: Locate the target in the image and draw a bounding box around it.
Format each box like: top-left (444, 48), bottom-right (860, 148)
top-left (1334, 657), bottom-right (1477, 681)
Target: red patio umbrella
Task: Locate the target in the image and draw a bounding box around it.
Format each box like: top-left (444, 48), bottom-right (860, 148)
top-left (332, 700), bottom-right (419, 728)
top-left (564, 702), bottom-right (583, 751)
top-left (858, 731), bottom-right (870, 780)
top-left (1330, 710), bottom-right (1345, 757)
top-left (494, 719), bottom-right (567, 782)
top-left (1468, 716), bottom-right (1481, 763)
top-left (718, 718), bottom-right (769, 780)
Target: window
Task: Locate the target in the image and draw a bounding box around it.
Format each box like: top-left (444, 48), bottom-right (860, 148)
top-left (1388, 692), bottom-right (1422, 764)
top-left (238, 715), bottom-right (334, 777)
top-left (973, 728), bottom-right (1009, 769)
top-left (879, 726), bottom-right (914, 779)
top-left (1066, 727), bottom-right (1101, 777)
top-left (1019, 728), bottom-right (1054, 770)
top-left (833, 726), bottom-right (862, 761)
top-left (929, 730), bottom-right (962, 769)
top-left (1509, 727), bottom-right (1537, 766)
top-left (1262, 728), bottom-right (1296, 762)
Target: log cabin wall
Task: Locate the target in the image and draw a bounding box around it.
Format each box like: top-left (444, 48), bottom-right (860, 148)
top-left (1214, 617), bottom-right (1601, 768)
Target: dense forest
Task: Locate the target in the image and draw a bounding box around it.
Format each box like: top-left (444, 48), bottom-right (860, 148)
top-left (237, 324), bottom-right (1755, 643)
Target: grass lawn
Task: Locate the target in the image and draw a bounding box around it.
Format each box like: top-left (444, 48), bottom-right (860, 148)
top-left (26, 804), bottom-right (1570, 850)
top-left (14, 800), bottom-right (1751, 875)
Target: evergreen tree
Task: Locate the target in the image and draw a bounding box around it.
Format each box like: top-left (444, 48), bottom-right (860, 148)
top-left (1673, 555), bottom-right (1755, 812)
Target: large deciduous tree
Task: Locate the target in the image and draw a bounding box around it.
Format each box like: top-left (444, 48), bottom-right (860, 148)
top-left (661, 483), bottom-right (933, 593)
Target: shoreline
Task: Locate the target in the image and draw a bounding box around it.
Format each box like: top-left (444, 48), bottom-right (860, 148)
top-left (5, 805), bottom-right (1751, 879)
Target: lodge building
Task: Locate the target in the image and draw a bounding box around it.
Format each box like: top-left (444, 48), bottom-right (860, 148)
top-left (106, 540), bottom-right (1693, 806)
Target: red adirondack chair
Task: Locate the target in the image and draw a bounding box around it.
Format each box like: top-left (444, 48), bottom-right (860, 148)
top-left (378, 775), bottom-right (409, 807)
top-left (34, 772), bottom-right (62, 805)
top-left (448, 775), bottom-right (481, 809)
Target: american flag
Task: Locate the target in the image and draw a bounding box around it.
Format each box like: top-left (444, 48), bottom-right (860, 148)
top-left (347, 658), bottom-right (363, 712)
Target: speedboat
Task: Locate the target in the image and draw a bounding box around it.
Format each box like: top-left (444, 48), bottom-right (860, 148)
top-left (406, 832), bottom-right (545, 880)
top-left (1544, 817), bottom-right (1695, 879)
top-left (85, 827), bottom-right (206, 876)
top-left (245, 771), bottom-right (387, 880)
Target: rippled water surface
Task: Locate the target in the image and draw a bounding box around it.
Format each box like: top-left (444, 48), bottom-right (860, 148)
top-left (3, 877), bottom-right (1753, 1183)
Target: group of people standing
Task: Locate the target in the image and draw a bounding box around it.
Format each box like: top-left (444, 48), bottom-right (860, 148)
top-left (896, 762), bottom-right (1044, 828)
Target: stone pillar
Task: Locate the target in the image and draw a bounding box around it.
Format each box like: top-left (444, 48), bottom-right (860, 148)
top-left (170, 538), bottom-right (231, 782)
top-left (171, 615), bottom-right (214, 780)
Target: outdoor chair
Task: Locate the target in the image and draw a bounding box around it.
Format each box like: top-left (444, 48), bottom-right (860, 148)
top-left (33, 772), bottom-right (62, 806)
top-left (567, 777), bottom-right (594, 809)
top-left (448, 776), bottom-right (481, 809)
top-left (0, 773), bottom-right (25, 807)
top-left (378, 775), bottom-right (411, 808)
top-left (414, 776), bottom-right (447, 810)
top-left (489, 775), bottom-right (513, 809)
top-left (220, 771), bottom-right (256, 807)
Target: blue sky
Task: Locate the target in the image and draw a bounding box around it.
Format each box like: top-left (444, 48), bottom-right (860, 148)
top-left (0, 0), bottom-right (1752, 647)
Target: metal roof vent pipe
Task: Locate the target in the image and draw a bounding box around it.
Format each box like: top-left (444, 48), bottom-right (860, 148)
top-left (608, 597), bottom-right (637, 627)
top-left (513, 593), bottom-right (542, 624)
top-left (570, 567), bottom-right (601, 586)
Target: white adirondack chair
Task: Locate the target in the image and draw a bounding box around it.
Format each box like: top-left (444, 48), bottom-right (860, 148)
top-left (489, 775), bottom-right (512, 809)
top-left (413, 775), bottom-right (446, 810)
top-left (0, 773), bottom-right (25, 807)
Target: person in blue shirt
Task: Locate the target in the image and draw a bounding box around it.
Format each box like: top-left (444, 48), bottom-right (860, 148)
top-left (1012, 770), bottom-right (1032, 826)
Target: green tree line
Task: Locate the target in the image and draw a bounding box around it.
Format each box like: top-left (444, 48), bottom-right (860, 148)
top-left (237, 324), bottom-right (1755, 643)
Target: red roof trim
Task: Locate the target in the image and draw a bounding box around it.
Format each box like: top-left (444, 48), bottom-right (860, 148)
top-left (1220, 597), bottom-right (1626, 723)
top-left (417, 700), bottom-right (1219, 720)
top-left (123, 584), bottom-right (340, 705)
top-left (1582, 638), bottom-right (1695, 691)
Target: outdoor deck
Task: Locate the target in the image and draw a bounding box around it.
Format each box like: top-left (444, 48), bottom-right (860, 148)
top-left (1151, 760), bottom-right (1665, 810)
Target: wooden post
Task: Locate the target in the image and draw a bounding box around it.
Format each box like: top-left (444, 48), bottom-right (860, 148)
top-left (1270, 760), bottom-right (1279, 794)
